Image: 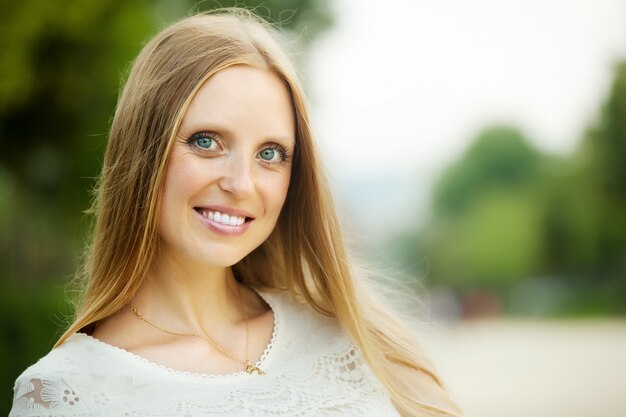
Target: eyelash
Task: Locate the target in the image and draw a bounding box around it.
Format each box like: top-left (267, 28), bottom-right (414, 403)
top-left (186, 132), bottom-right (220, 152)
top-left (260, 144), bottom-right (292, 165)
top-left (186, 131), bottom-right (292, 165)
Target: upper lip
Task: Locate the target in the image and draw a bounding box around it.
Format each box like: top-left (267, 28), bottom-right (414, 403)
top-left (194, 205), bottom-right (256, 219)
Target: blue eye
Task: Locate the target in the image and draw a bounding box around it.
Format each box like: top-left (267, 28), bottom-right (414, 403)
top-left (258, 144), bottom-right (291, 165)
top-left (259, 148), bottom-right (277, 161)
top-left (187, 132), bottom-right (219, 152)
top-left (196, 136), bottom-right (213, 149)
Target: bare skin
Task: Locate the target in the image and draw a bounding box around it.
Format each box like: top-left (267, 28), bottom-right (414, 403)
top-left (91, 276), bottom-right (275, 375)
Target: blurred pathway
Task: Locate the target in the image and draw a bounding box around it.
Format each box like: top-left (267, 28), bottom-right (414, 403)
top-left (420, 319), bottom-right (626, 417)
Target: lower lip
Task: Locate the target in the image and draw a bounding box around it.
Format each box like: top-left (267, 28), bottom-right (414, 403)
top-left (194, 210), bottom-right (252, 236)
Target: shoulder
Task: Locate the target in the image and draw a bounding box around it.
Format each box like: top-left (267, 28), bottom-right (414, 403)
top-left (262, 288), bottom-right (333, 326)
top-left (259, 290), bottom-right (400, 415)
top-left (15, 333), bottom-right (100, 379)
top-left (262, 289), bottom-right (354, 356)
top-left (9, 334), bottom-right (100, 416)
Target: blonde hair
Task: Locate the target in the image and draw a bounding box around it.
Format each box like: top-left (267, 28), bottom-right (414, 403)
top-left (56, 9), bottom-right (462, 417)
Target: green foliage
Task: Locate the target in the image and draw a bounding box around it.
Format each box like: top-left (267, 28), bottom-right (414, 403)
top-left (0, 280), bottom-right (70, 388)
top-left (430, 190), bottom-right (544, 287)
top-left (541, 158), bottom-right (602, 274)
top-left (540, 61), bottom-right (626, 284)
top-left (426, 127), bottom-right (546, 288)
top-left (190, 0), bottom-right (334, 40)
top-left (591, 61), bottom-right (626, 195)
top-left (433, 126), bottom-right (542, 218)
top-left (404, 62), bottom-right (626, 314)
top-left (581, 61), bottom-right (626, 279)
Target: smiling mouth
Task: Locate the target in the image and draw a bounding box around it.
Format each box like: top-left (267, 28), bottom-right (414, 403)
top-left (193, 207), bottom-right (253, 227)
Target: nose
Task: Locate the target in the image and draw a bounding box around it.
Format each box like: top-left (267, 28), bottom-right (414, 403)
top-left (218, 153), bottom-right (255, 199)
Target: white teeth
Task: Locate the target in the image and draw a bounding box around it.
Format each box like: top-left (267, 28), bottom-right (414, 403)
top-left (201, 209), bottom-right (246, 227)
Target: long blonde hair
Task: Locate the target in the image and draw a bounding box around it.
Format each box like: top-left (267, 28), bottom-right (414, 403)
top-left (56, 9), bottom-right (462, 417)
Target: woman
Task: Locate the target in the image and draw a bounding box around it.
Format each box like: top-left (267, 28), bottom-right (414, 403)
top-left (10, 9), bottom-right (463, 417)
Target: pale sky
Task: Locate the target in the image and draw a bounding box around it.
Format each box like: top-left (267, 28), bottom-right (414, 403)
top-left (305, 0), bottom-right (626, 233)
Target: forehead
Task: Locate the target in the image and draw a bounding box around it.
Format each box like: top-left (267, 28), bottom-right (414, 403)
top-left (179, 65), bottom-right (295, 142)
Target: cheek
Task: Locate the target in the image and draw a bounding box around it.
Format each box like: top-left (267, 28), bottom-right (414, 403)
top-left (159, 166), bottom-right (203, 229)
top-left (261, 174), bottom-right (291, 216)
top-left (163, 159), bottom-right (206, 201)
top-left (161, 175), bottom-right (185, 211)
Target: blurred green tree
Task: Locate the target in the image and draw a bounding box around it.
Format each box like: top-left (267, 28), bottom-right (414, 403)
top-left (585, 61), bottom-right (626, 281)
top-left (543, 61), bottom-right (626, 290)
top-left (408, 61), bottom-right (626, 314)
top-left (427, 127), bottom-right (546, 288)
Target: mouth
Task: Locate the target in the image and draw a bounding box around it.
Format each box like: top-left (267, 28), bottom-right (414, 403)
top-left (193, 207), bottom-right (254, 227)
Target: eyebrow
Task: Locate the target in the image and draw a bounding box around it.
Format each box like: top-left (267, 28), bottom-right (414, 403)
top-left (180, 122), bottom-right (296, 147)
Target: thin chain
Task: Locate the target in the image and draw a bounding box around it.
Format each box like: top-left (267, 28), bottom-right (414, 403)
top-left (129, 303), bottom-right (243, 363)
top-left (129, 283), bottom-right (265, 375)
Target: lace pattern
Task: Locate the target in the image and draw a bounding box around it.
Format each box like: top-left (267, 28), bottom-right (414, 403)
top-left (9, 290), bottom-right (401, 417)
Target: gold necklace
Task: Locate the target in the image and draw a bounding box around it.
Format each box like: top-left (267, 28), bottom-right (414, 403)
top-left (129, 283), bottom-right (265, 375)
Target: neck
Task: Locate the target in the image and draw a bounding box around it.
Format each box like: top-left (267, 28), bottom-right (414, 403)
top-left (132, 253), bottom-right (248, 336)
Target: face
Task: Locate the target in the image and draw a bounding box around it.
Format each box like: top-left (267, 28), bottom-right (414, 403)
top-left (157, 65), bottom-right (295, 268)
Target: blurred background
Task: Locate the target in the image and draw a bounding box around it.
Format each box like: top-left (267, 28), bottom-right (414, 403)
top-left (1, 0), bottom-right (625, 416)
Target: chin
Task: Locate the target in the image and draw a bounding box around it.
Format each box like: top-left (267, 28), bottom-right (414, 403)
top-left (162, 234), bottom-right (269, 269)
top-left (191, 252), bottom-right (245, 268)
top-left (190, 245), bottom-right (253, 268)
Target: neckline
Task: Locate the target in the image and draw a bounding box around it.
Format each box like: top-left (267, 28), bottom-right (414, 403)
top-left (72, 286), bottom-right (281, 380)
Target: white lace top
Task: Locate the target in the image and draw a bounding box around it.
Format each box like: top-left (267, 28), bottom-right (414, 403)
top-left (9, 289), bottom-right (401, 417)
